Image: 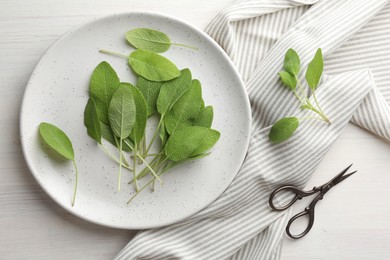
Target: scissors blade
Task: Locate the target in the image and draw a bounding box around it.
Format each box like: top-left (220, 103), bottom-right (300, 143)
top-left (334, 170), bottom-right (356, 185)
top-left (329, 164), bottom-right (356, 186)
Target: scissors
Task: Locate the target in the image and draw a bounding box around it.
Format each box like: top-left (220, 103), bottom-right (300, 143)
top-left (268, 164), bottom-right (356, 239)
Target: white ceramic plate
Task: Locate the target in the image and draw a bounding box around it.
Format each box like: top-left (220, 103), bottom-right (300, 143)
top-left (20, 12), bottom-right (251, 229)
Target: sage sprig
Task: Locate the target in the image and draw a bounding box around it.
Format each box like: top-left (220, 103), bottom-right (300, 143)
top-left (269, 48), bottom-right (330, 143)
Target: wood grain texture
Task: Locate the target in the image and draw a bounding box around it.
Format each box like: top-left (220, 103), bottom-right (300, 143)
top-left (0, 0), bottom-right (389, 259)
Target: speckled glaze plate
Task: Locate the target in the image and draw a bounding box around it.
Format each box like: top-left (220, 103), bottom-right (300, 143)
top-left (20, 12), bottom-right (251, 229)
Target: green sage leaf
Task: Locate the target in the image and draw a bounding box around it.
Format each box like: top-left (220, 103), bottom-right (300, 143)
top-left (89, 61), bottom-right (120, 124)
top-left (108, 86), bottom-right (136, 139)
top-left (278, 71), bottom-right (297, 90)
top-left (126, 28), bottom-right (171, 53)
top-left (136, 76), bottom-right (163, 116)
top-left (306, 48), bottom-right (323, 90)
top-left (39, 122), bottom-right (74, 160)
top-left (284, 48), bottom-right (300, 76)
top-left (165, 79), bottom-right (203, 135)
top-left (165, 126), bottom-right (220, 161)
top-left (269, 117), bottom-right (299, 143)
top-left (39, 122), bottom-right (78, 206)
top-left (157, 68), bottom-right (192, 116)
top-left (128, 50), bottom-right (180, 82)
top-left (84, 98), bottom-right (101, 144)
top-left (121, 82), bottom-right (148, 145)
top-left (108, 86), bottom-right (137, 192)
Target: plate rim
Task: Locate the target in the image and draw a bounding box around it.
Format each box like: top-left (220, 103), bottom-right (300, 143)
top-left (19, 11), bottom-right (252, 229)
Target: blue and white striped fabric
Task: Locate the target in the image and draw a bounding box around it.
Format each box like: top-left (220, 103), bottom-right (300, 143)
top-left (115, 0), bottom-right (390, 259)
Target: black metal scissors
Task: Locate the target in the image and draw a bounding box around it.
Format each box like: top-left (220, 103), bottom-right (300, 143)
top-left (268, 164), bottom-right (356, 239)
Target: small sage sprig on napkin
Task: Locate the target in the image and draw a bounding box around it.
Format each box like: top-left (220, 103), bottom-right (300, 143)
top-left (269, 48), bottom-right (330, 143)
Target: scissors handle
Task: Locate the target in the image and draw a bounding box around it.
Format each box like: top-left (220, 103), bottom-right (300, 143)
top-left (286, 207), bottom-right (315, 239)
top-left (269, 185), bottom-right (318, 211)
top-left (285, 193), bottom-right (323, 239)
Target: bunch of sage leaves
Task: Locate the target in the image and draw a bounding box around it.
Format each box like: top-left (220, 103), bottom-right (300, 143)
top-left (39, 28), bottom-right (219, 206)
top-left (269, 48), bottom-right (330, 143)
top-left (86, 28), bottom-right (220, 203)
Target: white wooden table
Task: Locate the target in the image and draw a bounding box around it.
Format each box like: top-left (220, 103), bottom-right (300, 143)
top-left (1, 0), bottom-right (389, 259)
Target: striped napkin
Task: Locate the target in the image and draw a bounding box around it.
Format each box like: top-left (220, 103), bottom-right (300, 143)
top-left (115, 0), bottom-right (390, 259)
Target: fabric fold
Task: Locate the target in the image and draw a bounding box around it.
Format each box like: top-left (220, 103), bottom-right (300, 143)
top-left (351, 86), bottom-right (390, 140)
top-left (205, 0), bottom-right (318, 61)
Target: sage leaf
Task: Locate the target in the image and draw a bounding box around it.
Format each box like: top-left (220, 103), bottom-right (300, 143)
top-left (89, 61), bottom-right (120, 124)
top-left (100, 121), bottom-right (133, 152)
top-left (278, 71), bottom-right (297, 90)
top-left (126, 28), bottom-right (197, 53)
top-left (157, 68), bottom-right (192, 116)
top-left (284, 48), bottom-right (300, 76)
top-left (165, 126), bottom-right (220, 161)
top-left (165, 79), bottom-right (203, 135)
top-left (84, 98), bottom-right (101, 144)
top-left (39, 122), bottom-right (74, 160)
top-left (192, 106), bottom-right (214, 128)
top-left (306, 48), bottom-right (323, 90)
top-left (126, 28), bottom-right (171, 53)
top-left (163, 153), bottom-right (211, 173)
top-left (128, 50), bottom-right (180, 82)
top-left (136, 76), bottom-right (163, 116)
top-left (269, 117), bottom-right (299, 143)
top-left (39, 122), bottom-right (79, 206)
top-left (108, 86), bottom-right (136, 191)
top-left (108, 86), bottom-right (136, 139)
top-left (121, 82), bottom-right (148, 145)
